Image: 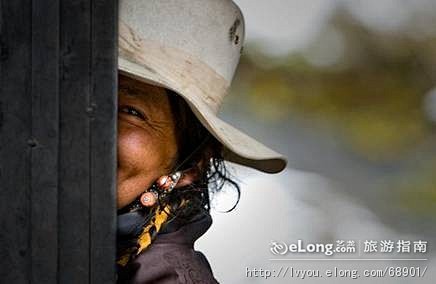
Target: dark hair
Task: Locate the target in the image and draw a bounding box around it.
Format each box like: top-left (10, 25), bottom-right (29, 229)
top-left (164, 90), bottom-right (240, 220)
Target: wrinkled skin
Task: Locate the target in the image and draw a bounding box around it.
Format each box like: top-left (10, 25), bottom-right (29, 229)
top-left (117, 75), bottom-right (180, 209)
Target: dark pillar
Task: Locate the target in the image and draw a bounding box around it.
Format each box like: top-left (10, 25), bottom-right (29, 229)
top-left (0, 1), bottom-right (118, 283)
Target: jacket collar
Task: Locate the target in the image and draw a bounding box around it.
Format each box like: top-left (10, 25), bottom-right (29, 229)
top-left (154, 210), bottom-right (212, 247)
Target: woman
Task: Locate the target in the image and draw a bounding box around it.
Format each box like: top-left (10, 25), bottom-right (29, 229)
top-left (116, 0), bottom-right (286, 283)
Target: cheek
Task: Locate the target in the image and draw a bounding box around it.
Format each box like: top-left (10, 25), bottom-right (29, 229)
top-left (116, 117), bottom-right (178, 208)
top-left (117, 125), bottom-right (162, 208)
top-left (118, 126), bottom-right (156, 176)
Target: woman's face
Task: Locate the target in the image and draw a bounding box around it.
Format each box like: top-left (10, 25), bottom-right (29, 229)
top-left (117, 75), bottom-right (178, 209)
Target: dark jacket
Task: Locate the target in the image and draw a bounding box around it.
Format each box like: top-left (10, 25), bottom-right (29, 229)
top-left (117, 211), bottom-right (219, 284)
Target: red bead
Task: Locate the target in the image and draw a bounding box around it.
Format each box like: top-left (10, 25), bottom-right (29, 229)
top-left (157, 176), bottom-right (173, 191)
top-left (140, 191), bottom-right (157, 207)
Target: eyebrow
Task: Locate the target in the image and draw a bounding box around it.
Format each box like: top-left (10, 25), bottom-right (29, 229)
top-left (118, 84), bottom-right (143, 97)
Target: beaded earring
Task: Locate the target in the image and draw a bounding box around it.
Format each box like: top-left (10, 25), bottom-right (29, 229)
top-left (138, 171), bottom-right (183, 207)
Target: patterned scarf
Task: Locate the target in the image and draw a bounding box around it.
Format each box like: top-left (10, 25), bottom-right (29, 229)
top-left (116, 194), bottom-right (192, 267)
top-left (116, 204), bottom-right (171, 267)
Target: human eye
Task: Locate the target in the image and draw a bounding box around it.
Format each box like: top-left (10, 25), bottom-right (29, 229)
top-left (119, 105), bottom-right (146, 120)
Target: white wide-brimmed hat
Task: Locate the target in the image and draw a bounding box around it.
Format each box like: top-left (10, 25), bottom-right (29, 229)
top-left (119, 0), bottom-right (287, 173)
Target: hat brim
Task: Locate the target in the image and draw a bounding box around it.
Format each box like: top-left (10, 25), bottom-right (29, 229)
top-left (119, 57), bottom-right (286, 173)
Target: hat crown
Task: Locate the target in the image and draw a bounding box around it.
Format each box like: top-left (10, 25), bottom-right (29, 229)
top-left (118, 0), bottom-right (287, 173)
top-left (120, 0), bottom-right (244, 85)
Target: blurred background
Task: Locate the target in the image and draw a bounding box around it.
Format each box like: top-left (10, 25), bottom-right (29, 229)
top-left (197, 0), bottom-right (436, 283)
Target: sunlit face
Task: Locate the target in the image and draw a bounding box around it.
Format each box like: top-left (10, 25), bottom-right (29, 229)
top-left (117, 75), bottom-right (178, 209)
